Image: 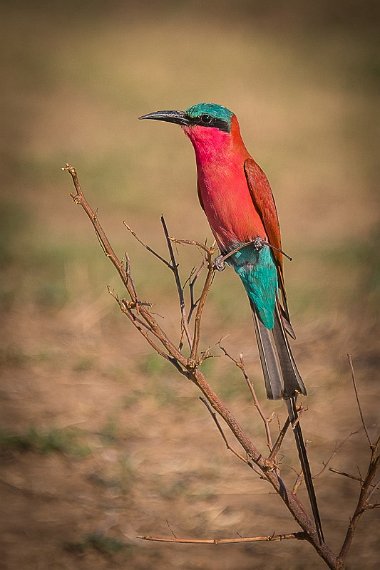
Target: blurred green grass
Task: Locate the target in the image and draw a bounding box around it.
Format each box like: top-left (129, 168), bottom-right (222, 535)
top-left (65, 532), bottom-right (133, 557)
top-left (0, 426), bottom-right (91, 457)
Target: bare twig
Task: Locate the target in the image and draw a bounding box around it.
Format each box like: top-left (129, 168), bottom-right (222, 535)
top-left (186, 368), bottom-right (337, 566)
top-left (123, 221), bottom-right (171, 268)
top-left (124, 216), bottom-right (193, 350)
top-left (219, 344), bottom-right (273, 452)
top-left (315, 431), bottom-right (359, 479)
top-left (268, 418), bottom-right (291, 462)
top-left (365, 503), bottom-right (380, 510)
top-left (138, 531), bottom-right (307, 544)
top-left (200, 397), bottom-right (250, 465)
top-left (293, 469), bottom-right (305, 494)
top-left (187, 260), bottom-right (205, 324)
top-left (329, 468), bottom-right (363, 484)
top-left (171, 239), bottom-right (216, 363)
top-left (347, 355), bottom-right (372, 448)
top-left (62, 164), bottom-right (135, 301)
top-left (366, 477), bottom-right (380, 501)
top-left (161, 216), bottom-right (193, 350)
top-left (63, 165), bottom-right (188, 369)
top-left (171, 238), bottom-right (215, 256)
top-left (165, 520), bottom-right (177, 539)
top-left (336, 368), bottom-right (380, 567)
top-left (337, 436), bottom-right (380, 564)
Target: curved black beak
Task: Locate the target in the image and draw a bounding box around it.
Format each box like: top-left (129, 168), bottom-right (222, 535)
top-left (139, 110), bottom-right (190, 126)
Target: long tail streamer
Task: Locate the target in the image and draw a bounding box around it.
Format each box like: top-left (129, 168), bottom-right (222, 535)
top-left (251, 302), bottom-right (324, 543)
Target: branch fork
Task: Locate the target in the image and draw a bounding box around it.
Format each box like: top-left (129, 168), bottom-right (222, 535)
top-left (63, 164), bottom-right (379, 570)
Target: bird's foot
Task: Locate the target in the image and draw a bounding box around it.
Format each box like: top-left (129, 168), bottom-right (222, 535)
top-left (213, 255), bottom-right (226, 272)
top-left (251, 236), bottom-right (266, 251)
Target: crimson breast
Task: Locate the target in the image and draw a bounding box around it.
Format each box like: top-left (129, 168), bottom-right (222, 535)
top-left (197, 155), bottom-right (267, 251)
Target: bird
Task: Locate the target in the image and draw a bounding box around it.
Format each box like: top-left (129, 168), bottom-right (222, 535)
top-left (139, 102), bottom-right (324, 543)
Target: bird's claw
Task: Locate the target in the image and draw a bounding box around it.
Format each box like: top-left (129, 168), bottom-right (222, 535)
top-left (252, 237), bottom-right (266, 251)
top-left (213, 255), bottom-right (226, 271)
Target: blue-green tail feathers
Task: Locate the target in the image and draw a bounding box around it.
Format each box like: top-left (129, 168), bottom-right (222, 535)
top-left (252, 303), bottom-right (306, 399)
top-left (229, 243), bottom-right (306, 399)
top-left (230, 243), bottom-right (321, 540)
top-left (231, 244), bottom-right (278, 329)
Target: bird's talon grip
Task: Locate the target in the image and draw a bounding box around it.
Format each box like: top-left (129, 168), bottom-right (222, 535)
top-left (213, 255), bottom-right (226, 271)
top-left (252, 237), bottom-right (265, 251)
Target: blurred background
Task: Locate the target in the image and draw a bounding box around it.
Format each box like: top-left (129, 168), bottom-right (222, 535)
top-left (0, 1), bottom-right (379, 568)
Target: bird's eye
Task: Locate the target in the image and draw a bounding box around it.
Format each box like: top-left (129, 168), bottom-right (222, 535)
top-left (200, 114), bottom-right (213, 124)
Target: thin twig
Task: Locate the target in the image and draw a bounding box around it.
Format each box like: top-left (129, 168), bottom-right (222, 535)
top-left (366, 477), bottom-right (380, 502)
top-left (138, 531), bottom-right (307, 544)
top-left (337, 421), bottom-right (380, 564)
top-left (365, 503), bottom-right (380, 510)
top-left (62, 164), bottom-right (135, 301)
top-left (123, 221), bottom-right (171, 268)
top-left (293, 469), bottom-right (305, 494)
top-left (189, 247), bottom-right (215, 362)
top-left (200, 397), bottom-right (249, 465)
top-left (219, 344), bottom-right (273, 452)
top-left (177, 260), bottom-right (204, 352)
top-left (329, 468), bottom-right (363, 484)
top-left (187, 260), bottom-right (205, 324)
top-left (161, 216), bottom-right (193, 350)
top-left (268, 418), bottom-right (291, 462)
top-left (171, 238), bottom-right (215, 256)
top-left (63, 165), bottom-right (187, 366)
top-left (166, 520), bottom-right (177, 539)
top-left (315, 431), bottom-right (359, 479)
top-left (347, 354), bottom-right (372, 448)
top-left (108, 289), bottom-right (173, 364)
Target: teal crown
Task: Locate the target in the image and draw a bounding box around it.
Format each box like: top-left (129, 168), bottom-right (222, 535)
top-left (186, 103), bottom-right (233, 124)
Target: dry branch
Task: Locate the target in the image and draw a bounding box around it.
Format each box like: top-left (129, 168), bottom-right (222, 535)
top-left (199, 396), bottom-right (250, 466)
top-left (347, 354), bottom-right (372, 447)
top-left (315, 430), bottom-right (359, 479)
top-left (63, 164), bottom-right (379, 570)
top-left (218, 344), bottom-right (273, 452)
top-left (138, 531), bottom-right (307, 544)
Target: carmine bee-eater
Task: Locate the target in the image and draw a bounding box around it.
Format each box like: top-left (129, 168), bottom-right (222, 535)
top-left (140, 102), bottom-right (324, 542)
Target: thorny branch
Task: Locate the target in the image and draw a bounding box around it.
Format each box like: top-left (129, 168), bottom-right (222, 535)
top-left (63, 164), bottom-right (379, 570)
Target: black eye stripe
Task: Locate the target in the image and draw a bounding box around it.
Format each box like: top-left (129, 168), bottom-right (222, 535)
top-left (187, 114), bottom-right (230, 132)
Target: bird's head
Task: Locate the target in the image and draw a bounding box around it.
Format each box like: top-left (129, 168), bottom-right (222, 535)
top-left (139, 102), bottom-right (233, 132)
top-left (139, 103), bottom-right (246, 158)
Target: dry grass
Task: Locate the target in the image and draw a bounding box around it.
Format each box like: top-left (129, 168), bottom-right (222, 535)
top-left (0, 2), bottom-right (379, 568)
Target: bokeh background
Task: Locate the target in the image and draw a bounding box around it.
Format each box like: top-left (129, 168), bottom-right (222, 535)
top-left (1, 1), bottom-right (379, 568)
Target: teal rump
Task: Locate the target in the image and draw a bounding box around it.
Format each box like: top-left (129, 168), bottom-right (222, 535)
top-left (230, 244), bottom-right (278, 330)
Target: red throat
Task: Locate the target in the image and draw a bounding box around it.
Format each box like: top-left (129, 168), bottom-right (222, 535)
top-left (183, 115), bottom-right (248, 163)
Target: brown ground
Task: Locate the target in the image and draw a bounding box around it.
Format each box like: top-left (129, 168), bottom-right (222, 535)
top-left (0, 3), bottom-right (379, 569)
